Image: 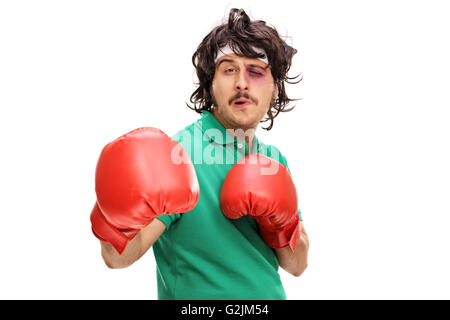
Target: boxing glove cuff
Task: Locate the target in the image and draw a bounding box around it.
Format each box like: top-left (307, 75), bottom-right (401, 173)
top-left (90, 202), bottom-right (138, 254)
top-left (257, 214), bottom-right (300, 252)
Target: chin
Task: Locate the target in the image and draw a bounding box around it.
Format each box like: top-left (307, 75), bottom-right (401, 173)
top-left (216, 105), bottom-right (260, 129)
top-left (232, 116), bottom-right (259, 130)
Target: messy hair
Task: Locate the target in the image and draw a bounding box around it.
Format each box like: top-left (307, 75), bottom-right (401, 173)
top-left (188, 8), bottom-right (302, 130)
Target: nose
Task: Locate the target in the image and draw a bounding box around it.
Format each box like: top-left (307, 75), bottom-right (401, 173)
top-left (235, 70), bottom-right (249, 92)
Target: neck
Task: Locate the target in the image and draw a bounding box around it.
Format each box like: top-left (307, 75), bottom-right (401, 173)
top-left (211, 109), bottom-right (256, 152)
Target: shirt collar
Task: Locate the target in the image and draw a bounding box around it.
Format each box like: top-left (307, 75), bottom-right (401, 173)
top-left (199, 110), bottom-right (234, 145)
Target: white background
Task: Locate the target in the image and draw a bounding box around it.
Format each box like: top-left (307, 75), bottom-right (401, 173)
top-left (1, 0), bottom-right (449, 299)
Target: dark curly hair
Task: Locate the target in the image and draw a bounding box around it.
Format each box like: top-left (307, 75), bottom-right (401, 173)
top-left (188, 8), bottom-right (302, 130)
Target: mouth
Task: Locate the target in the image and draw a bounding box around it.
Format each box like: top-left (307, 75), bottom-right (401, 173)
top-left (232, 98), bottom-right (253, 108)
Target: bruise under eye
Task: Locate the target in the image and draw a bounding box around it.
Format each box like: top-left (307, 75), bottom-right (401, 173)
top-left (247, 67), bottom-right (265, 77)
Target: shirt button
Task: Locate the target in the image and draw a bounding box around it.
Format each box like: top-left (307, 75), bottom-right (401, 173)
top-left (237, 143), bottom-right (244, 149)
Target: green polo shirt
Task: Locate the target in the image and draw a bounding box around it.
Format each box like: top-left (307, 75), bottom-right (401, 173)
top-left (153, 111), bottom-right (302, 300)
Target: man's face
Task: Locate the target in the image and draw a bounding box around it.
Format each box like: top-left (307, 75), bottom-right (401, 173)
top-left (211, 54), bottom-right (278, 130)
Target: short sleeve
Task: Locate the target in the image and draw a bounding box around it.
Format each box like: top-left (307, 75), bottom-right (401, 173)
top-left (156, 213), bottom-right (181, 231)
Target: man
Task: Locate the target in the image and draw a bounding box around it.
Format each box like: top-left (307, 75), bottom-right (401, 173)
top-left (91, 8), bottom-right (309, 300)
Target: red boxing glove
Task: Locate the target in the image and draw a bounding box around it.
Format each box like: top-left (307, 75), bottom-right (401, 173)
top-left (90, 202), bottom-right (139, 254)
top-left (90, 127), bottom-right (199, 254)
top-left (220, 154), bottom-right (300, 251)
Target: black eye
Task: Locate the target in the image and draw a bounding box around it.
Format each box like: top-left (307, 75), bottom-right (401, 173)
top-left (248, 69), bottom-right (263, 77)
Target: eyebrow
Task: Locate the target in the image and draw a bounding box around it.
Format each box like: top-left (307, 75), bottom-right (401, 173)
top-left (216, 58), bottom-right (235, 68)
top-left (216, 58), bottom-right (269, 70)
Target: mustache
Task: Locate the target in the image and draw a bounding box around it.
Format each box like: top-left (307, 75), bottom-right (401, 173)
top-left (228, 93), bottom-right (258, 105)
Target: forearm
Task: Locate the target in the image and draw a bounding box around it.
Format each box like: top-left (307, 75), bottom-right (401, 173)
top-left (99, 219), bottom-right (166, 269)
top-left (100, 231), bottom-right (144, 269)
top-left (275, 222), bottom-right (309, 277)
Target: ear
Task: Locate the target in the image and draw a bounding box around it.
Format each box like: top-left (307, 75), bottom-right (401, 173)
top-left (273, 84), bottom-right (279, 100)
